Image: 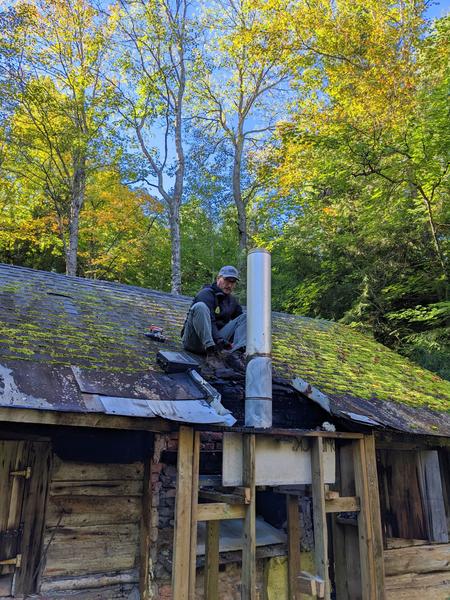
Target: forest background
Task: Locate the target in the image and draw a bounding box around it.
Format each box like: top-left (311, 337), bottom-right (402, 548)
top-left (0, 0), bottom-right (449, 379)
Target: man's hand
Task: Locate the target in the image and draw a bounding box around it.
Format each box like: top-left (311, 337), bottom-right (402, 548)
top-left (216, 339), bottom-right (233, 351)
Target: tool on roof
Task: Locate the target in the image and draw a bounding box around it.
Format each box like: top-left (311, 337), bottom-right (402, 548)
top-left (144, 325), bottom-right (166, 342)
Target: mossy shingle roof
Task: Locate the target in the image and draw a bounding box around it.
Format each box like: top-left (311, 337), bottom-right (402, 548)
top-left (0, 264), bottom-right (449, 435)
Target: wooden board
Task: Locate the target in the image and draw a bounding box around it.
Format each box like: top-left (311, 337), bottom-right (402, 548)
top-left (204, 521), bottom-right (219, 600)
top-left (46, 496), bottom-right (141, 527)
top-left (42, 524), bottom-right (139, 577)
top-left (311, 437), bottom-right (330, 600)
top-left (385, 570), bottom-right (450, 600)
top-left (14, 442), bottom-right (52, 595)
top-left (242, 433), bottom-right (256, 600)
top-left (0, 441), bottom-right (28, 578)
top-left (50, 479), bottom-right (143, 497)
top-left (51, 459), bottom-right (144, 481)
top-left (417, 451), bottom-right (448, 543)
top-left (139, 459), bottom-right (152, 600)
top-left (378, 450), bottom-right (427, 539)
top-left (287, 495), bottom-right (301, 600)
top-left (339, 442), bottom-right (361, 600)
top-left (40, 569), bottom-right (138, 593)
top-left (384, 543), bottom-right (450, 577)
top-left (172, 426), bottom-right (194, 600)
top-left (353, 437), bottom-right (376, 600)
top-left (189, 431), bottom-right (200, 600)
top-left (197, 503), bottom-right (246, 521)
top-left (363, 435), bottom-right (385, 600)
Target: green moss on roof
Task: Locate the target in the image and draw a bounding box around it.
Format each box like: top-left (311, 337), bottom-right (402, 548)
top-left (272, 316), bottom-right (449, 412)
top-left (0, 264), bottom-right (449, 414)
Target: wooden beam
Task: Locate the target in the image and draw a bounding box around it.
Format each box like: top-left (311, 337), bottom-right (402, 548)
top-left (325, 496), bottom-right (360, 513)
top-left (353, 438), bottom-right (376, 600)
top-left (241, 433), bottom-right (256, 600)
top-left (364, 435), bottom-right (385, 600)
top-left (172, 426), bottom-right (194, 600)
top-left (139, 458), bottom-right (152, 600)
top-left (197, 503), bottom-right (246, 521)
top-left (189, 431), bottom-right (201, 600)
top-left (204, 521), bottom-right (220, 600)
top-left (287, 494), bottom-right (301, 600)
top-left (0, 407), bottom-right (171, 432)
top-left (311, 437), bottom-right (330, 600)
top-left (199, 490), bottom-right (248, 505)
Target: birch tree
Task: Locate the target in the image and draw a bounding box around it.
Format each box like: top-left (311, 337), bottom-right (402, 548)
top-left (191, 0), bottom-right (289, 261)
top-left (113, 0), bottom-right (193, 294)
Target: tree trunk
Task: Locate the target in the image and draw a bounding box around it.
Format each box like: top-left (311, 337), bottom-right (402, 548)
top-left (169, 202), bottom-right (182, 295)
top-left (232, 136), bottom-right (247, 260)
top-left (66, 154), bottom-right (86, 276)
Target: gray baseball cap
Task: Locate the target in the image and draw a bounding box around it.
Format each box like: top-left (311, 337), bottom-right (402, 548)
top-left (218, 265), bottom-right (240, 280)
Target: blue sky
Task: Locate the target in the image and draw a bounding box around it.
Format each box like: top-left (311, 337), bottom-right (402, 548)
top-left (427, 0), bottom-right (450, 19)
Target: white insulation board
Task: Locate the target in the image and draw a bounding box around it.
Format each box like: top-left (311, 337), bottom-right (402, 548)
top-left (222, 433), bottom-right (336, 486)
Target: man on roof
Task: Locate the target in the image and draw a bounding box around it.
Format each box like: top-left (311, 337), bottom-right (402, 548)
top-left (181, 266), bottom-right (246, 358)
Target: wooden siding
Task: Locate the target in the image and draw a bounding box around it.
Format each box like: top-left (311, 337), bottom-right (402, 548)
top-left (385, 540), bottom-right (450, 600)
top-left (40, 457), bottom-right (144, 593)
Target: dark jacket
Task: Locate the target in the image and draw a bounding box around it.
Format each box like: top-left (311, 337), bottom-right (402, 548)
top-left (184, 283), bottom-right (243, 343)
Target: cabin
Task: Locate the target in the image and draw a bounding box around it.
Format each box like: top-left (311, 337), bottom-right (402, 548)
top-left (0, 261), bottom-right (449, 600)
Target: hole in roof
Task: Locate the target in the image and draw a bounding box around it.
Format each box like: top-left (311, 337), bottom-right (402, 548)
top-left (47, 291), bottom-right (74, 299)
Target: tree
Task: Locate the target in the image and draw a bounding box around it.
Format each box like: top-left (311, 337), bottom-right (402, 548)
top-left (112, 0), bottom-right (194, 294)
top-left (191, 0), bottom-right (289, 264)
top-left (254, 7), bottom-right (449, 377)
top-left (4, 0), bottom-right (115, 275)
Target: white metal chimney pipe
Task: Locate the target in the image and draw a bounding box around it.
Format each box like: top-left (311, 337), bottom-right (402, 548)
top-left (245, 248), bottom-right (272, 428)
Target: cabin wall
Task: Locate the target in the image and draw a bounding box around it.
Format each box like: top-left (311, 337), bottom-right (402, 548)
top-left (38, 457), bottom-right (144, 596)
top-left (384, 540), bottom-right (450, 600)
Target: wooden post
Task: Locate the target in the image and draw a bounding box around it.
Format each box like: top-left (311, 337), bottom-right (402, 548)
top-left (172, 426), bottom-right (194, 600)
top-left (204, 521), bottom-right (220, 600)
top-left (364, 435), bottom-right (385, 600)
top-left (287, 494), bottom-right (301, 600)
top-left (189, 431), bottom-right (201, 599)
top-left (242, 433), bottom-right (256, 600)
top-left (311, 437), bottom-right (330, 600)
top-left (353, 437), bottom-right (375, 600)
top-left (139, 458), bottom-right (152, 600)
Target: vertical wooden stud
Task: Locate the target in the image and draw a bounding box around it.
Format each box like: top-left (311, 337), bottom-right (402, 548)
top-left (353, 438), bottom-right (375, 600)
top-left (242, 433), bottom-right (256, 600)
top-left (311, 436), bottom-right (330, 600)
top-left (172, 426), bottom-right (194, 600)
top-left (364, 436), bottom-right (385, 599)
top-left (287, 494), bottom-right (301, 600)
top-left (139, 457), bottom-right (152, 600)
top-left (204, 521), bottom-right (220, 600)
top-left (189, 431), bottom-right (201, 599)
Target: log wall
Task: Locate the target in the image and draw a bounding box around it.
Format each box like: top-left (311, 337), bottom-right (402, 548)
top-left (39, 457), bottom-right (144, 596)
top-left (384, 540), bottom-right (450, 600)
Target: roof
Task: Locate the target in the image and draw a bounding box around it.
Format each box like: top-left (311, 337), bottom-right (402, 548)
top-left (0, 263), bottom-right (449, 435)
